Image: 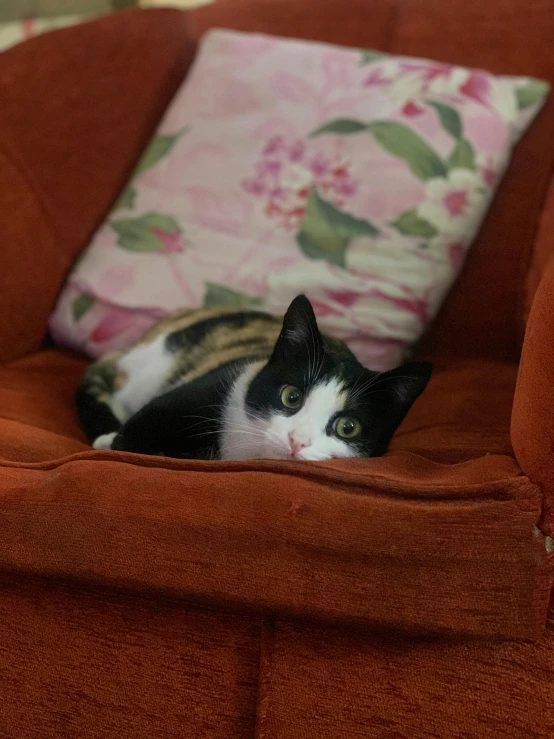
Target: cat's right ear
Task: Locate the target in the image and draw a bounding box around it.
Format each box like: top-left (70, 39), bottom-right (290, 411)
top-left (271, 294), bottom-right (323, 361)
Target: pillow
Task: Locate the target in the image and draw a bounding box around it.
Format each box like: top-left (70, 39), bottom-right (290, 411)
top-left (49, 29), bottom-right (549, 370)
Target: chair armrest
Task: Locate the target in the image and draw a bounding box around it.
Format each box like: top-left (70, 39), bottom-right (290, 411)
top-left (522, 176), bottom-right (554, 330)
top-left (0, 9), bottom-right (195, 362)
top-left (512, 256), bottom-right (554, 538)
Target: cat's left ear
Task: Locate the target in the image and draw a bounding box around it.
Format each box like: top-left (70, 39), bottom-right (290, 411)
top-left (271, 294), bottom-right (323, 361)
top-left (371, 360), bottom-right (433, 422)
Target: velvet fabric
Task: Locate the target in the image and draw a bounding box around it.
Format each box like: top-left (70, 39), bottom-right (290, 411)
top-left (0, 349), bottom-right (548, 639)
top-left (513, 256), bottom-right (554, 536)
top-left (0, 4), bottom-right (553, 737)
top-left (0, 8), bottom-right (194, 363)
top-left (255, 614), bottom-right (554, 739)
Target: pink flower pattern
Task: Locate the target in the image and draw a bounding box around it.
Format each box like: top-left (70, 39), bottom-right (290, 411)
top-left (242, 135), bottom-right (358, 230)
top-left (49, 30), bottom-right (549, 368)
top-left (363, 60), bottom-right (458, 115)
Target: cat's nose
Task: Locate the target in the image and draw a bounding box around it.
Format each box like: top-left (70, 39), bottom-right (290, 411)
top-left (288, 431), bottom-right (310, 457)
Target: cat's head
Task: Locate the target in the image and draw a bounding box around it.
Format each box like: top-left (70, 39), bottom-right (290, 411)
top-left (237, 294), bottom-right (432, 461)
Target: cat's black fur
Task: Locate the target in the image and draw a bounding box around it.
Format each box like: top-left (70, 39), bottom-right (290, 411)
top-left (110, 361), bottom-right (249, 459)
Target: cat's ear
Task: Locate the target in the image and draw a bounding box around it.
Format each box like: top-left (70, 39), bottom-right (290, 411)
top-left (271, 294), bottom-right (322, 361)
top-left (370, 360), bottom-right (432, 422)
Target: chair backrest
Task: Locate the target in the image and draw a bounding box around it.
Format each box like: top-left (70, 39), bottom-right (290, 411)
top-left (189, 0), bottom-right (554, 363)
top-left (0, 9), bottom-right (194, 363)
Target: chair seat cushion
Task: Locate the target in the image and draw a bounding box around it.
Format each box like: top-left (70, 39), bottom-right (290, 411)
top-left (0, 349), bottom-right (550, 639)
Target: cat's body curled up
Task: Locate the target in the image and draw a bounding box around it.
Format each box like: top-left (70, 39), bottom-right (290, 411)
top-left (77, 295), bottom-right (431, 461)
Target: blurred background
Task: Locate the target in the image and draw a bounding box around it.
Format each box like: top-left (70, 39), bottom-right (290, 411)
top-left (0, 0), bottom-right (210, 50)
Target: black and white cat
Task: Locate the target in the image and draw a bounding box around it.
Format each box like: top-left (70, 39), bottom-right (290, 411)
top-left (77, 295), bottom-right (431, 461)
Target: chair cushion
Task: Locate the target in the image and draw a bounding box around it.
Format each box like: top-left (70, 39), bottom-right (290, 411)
top-left (0, 349), bottom-right (550, 639)
top-left (189, 0), bottom-right (554, 366)
top-left (49, 28), bottom-right (548, 371)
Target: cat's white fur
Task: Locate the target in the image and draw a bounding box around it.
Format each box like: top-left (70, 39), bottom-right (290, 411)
top-left (111, 334), bottom-right (172, 423)
top-left (221, 369), bottom-right (357, 462)
top-left (93, 432), bottom-right (117, 450)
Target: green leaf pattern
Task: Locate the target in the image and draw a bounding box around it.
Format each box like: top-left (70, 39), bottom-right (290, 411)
top-left (204, 284), bottom-right (264, 309)
top-left (367, 121), bottom-right (448, 180)
top-left (447, 139), bottom-right (477, 171)
top-left (111, 213), bottom-right (182, 252)
top-left (360, 49), bottom-right (387, 65)
top-left (391, 210), bottom-right (438, 238)
top-left (113, 126), bottom-right (189, 212)
top-left (303, 68), bottom-right (548, 263)
top-left (297, 189), bottom-right (379, 267)
top-left (310, 119), bottom-right (369, 137)
top-left (515, 79), bottom-right (550, 110)
top-left (425, 100), bottom-right (463, 139)
top-left (99, 62), bottom-right (549, 301)
top-left (135, 127), bottom-right (190, 176)
top-left (115, 186), bottom-right (137, 211)
top-left (72, 294), bottom-right (95, 322)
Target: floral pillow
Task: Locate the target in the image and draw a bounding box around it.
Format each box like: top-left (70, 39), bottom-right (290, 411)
top-left (49, 30), bottom-right (549, 370)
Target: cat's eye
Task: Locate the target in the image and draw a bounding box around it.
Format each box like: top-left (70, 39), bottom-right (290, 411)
top-left (334, 416), bottom-right (361, 440)
top-left (280, 385), bottom-right (303, 409)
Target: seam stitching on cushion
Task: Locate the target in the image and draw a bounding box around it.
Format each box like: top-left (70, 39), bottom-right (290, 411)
top-left (0, 455), bottom-right (528, 492)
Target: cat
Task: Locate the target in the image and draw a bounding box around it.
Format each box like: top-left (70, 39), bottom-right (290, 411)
top-left (76, 294), bottom-right (431, 461)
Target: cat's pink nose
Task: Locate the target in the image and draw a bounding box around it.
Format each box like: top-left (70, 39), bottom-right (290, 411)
top-left (288, 431), bottom-right (310, 457)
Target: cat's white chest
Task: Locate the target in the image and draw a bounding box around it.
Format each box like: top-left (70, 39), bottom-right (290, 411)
top-left (111, 334), bottom-right (173, 422)
top-left (221, 365), bottom-right (266, 461)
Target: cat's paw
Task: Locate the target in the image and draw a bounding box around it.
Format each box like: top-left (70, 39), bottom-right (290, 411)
top-left (92, 432), bottom-right (117, 450)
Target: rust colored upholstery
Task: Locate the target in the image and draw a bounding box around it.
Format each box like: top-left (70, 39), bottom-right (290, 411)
top-left (0, 576), bottom-right (261, 738)
top-left (513, 256), bottom-right (554, 536)
top-left (0, 350), bottom-right (548, 640)
top-left (524, 176), bottom-right (554, 328)
top-left (0, 4), bottom-right (553, 738)
top-left (0, 8), bottom-right (194, 363)
top-left (255, 613), bottom-right (554, 739)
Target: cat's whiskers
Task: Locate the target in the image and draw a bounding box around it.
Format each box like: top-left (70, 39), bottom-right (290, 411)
top-left (181, 416), bottom-right (221, 431)
top-left (222, 437), bottom-right (267, 452)
top-left (349, 373), bottom-right (422, 405)
top-left (229, 424), bottom-right (280, 444)
top-left (190, 427), bottom-right (268, 442)
top-left (349, 370), bottom-right (410, 404)
top-left (348, 373), bottom-right (383, 405)
top-left (349, 368), bottom-right (376, 400)
top-left (227, 420), bottom-right (282, 447)
top-left (177, 412), bottom-right (225, 436)
top-left (183, 395), bottom-right (284, 452)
